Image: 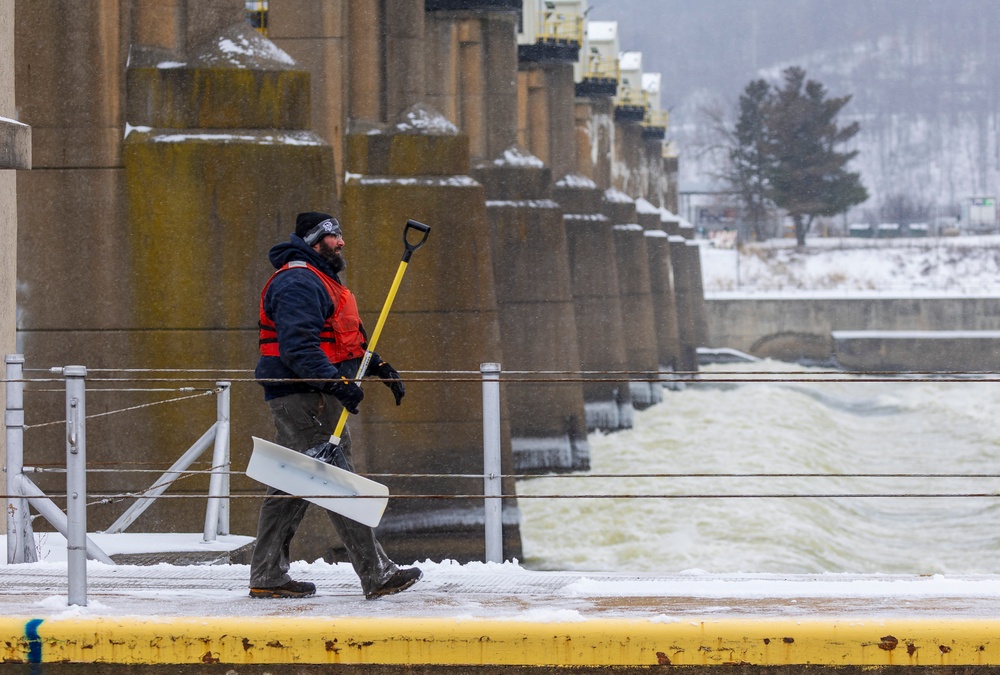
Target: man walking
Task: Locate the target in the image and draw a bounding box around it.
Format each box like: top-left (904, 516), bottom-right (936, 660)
top-left (249, 211), bottom-right (422, 599)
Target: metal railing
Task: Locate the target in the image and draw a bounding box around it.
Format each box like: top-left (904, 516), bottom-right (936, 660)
top-left (616, 87), bottom-right (648, 109)
top-left (8, 355), bottom-right (1000, 604)
top-left (582, 54), bottom-right (619, 81)
top-left (535, 8), bottom-right (583, 44)
top-left (644, 108), bottom-right (669, 130)
top-left (5, 355), bottom-right (231, 604)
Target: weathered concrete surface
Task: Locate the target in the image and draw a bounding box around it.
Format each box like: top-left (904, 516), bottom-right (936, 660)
top-left (705, 295), bottom-right (1000, 361)
top-left (612, 224), bottom-right (662, 409)
top-left (267, 0), bottom-right (349, 192)
top-left (602, 190), bottom-right (660, 408)
top-left (833, 330), bottom-right (1000, 372)
top-left (636, 201), bottom-right (681, 372)
top-left (517, 62), bottom-right (577, 180)
top-left (1, 0), bottom-right (18, 537)
top-left (12, 2), bottom-right (345, 560)
top-left (611, 121), bottom-right (669, 207)
top-left (663, 155), bottom-right (680, 214)
top-left (473, 158), bottom-right (590, 474)
top-left (341, 119), bottom-right (521, 564)
top-left (644, 230), bottom-right (682, 371)
top-left (555, 176), bottom-right (633, 431)
top-left (670, 237), bottom-right (707, 373)
top-left (573, 97), bottom-right (614, 189)
top-left (425, 9), bottom-right (519, 163)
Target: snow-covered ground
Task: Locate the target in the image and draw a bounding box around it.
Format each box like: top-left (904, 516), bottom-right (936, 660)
top-left (701, 234), bottom-right (1000, 296)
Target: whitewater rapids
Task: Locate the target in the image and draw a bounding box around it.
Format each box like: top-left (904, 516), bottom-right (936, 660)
top-left (517, 361), bottom-right (1000, 574)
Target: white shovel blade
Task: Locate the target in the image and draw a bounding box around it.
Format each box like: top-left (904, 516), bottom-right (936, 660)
top-left (246, 437), bottom-right (389, 528)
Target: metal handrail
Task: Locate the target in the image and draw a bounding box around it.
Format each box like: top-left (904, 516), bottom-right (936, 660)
top-left (644, 109), bottom-right (669, 129)
top-left (583, 55), bottom-right (619, 81)
top-left (5, 355), bottom-right (231, 606)
top-left (536, 9), bottom-right (583, 44)
top-left (9, 357), bottom-right (1000, 603)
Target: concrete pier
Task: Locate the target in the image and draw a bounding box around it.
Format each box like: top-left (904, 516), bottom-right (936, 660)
top-left (556, 175), bottom-right (633, 431)
top-left (341, 107), bottom-right (521, 564)
top-left (671, 237), bottom-right (708, 373)
top-left (473, 154), bottom-right (591, 474)
top-left (644, 230), bottom-right (683, 374)
top-left (602, 190), bottom-right (661, 408)
top-left (612, 223), bottom-right (663, 409)
top-left (636, 200), bottom-right (682, 375)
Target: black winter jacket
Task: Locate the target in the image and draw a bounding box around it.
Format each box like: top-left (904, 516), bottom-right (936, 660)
top-left (254, 235), bottom-right (367, 400)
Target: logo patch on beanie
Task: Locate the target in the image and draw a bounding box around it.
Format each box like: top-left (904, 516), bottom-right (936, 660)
top-left (304, 218), bottom-right (342, 245)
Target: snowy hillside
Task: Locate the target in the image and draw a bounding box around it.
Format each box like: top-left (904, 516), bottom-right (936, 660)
top-left (758, 34), bottom-right (1000, 213)
top-left (592, 1), bottom-right (1000, 216)
top-left (701, 234), bottom-right (1000, 295)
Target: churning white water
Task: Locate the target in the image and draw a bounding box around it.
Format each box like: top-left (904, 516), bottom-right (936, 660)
top-left (517, 361), bottom-right (1000, 575)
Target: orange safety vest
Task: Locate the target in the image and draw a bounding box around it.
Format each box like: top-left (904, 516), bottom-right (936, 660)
top-left (258, 261), bottom-right (367, 364)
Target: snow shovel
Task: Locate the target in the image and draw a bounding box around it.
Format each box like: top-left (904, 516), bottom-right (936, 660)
top-left (247, 219), bottom-right (431, 528)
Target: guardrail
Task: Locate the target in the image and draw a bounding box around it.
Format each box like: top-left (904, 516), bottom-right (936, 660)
top-left (4, 355), bottom-right (232, 604)
top-left (7, 354), bottom-right (1000, 605)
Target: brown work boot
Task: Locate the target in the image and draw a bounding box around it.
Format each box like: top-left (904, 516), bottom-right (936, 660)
top-left (249, 579), bottom-right (317, 599)
top-left (365, 566), bottom-right (422, 600)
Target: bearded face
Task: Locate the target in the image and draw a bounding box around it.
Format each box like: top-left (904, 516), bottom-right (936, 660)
top-left (317, 237), bottom-right (346, 273)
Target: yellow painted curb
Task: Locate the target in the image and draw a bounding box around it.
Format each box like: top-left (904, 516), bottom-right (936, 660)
top-left (3, 616), bottom-right (999, 666)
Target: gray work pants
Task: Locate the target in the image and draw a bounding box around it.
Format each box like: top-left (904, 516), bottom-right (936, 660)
top-left (248, 391), bottom-right (400, 594)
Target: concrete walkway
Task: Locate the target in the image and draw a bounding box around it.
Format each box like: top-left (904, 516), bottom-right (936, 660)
top-left (4, 557), bottom-right (1000, 669)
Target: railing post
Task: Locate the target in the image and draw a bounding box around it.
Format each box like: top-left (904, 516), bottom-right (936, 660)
top-left (202, 382), bottom-right (230, 542)
top-left (481, 362), bottom-right (502, 563)
top-left (6, 354), bottom-right (37, 564)
top-left (62, 365), bottom-right (88, 606)
top-left (219, 381), bottom-right (230, 536)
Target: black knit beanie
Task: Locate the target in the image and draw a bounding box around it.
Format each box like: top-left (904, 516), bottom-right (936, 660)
top-left (295, 212), bottom-right (341, 245)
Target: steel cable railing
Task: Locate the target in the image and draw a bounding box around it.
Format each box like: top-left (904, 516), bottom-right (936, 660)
top-left (8, 354), bottom-right (1000, 604)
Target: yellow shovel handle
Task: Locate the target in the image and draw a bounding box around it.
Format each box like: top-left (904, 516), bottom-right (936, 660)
top-left (328, 219), bottom-right (430, 445)
top-left (330, 259), bottom-right (409, 441)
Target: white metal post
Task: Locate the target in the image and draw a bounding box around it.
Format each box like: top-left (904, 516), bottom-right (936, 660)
top-left (202, 382), bottom-right (230, 542)
top-left (6, 354), bottom-right (36, 563)
top-left (481, 362), bottom-right (503, 563)
top-left (63, 365), bottom-right (88, 606)
top-left (218, 382), bottom-right (230, 536)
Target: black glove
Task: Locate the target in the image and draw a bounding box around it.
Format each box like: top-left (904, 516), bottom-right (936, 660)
top-left (367, 359), bottom-right (405, 406)
top-left (327, 375), bottom-right (363, 414)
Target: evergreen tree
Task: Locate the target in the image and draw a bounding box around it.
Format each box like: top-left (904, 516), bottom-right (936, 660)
top-left (766, 67), bottom-right (868, 245)
top-left (728, 79), bottom-right (775, 241)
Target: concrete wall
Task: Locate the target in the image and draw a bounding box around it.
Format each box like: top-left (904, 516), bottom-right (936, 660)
top-left (573, 97), bottom-right (614, 189)
top-left (342, 125), bottom-right (521, 564)
top-left (832, 330), bottom-right (1000, 372)
top-left (9, 1), bottom-right (700, 558)
top-left (12, 1), bottom-right (336, 546)
top-left (473, 160), bottom-right (591, 473)
top-left (425, 9), bottom-right (519, 163)
top-left (705, 295), bottom-right (1000, 360)
top-left (611, 121), bottom-right (667, 206)
top-left (517, 62), bottom-right (576, 180)
top-left (1, 0), bottom-right (26, 537)
top-left (267, 0), bottom-right (350, 195)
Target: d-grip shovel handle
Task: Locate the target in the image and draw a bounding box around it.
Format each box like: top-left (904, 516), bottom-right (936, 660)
top-left (403, 219), bottom-right (431, 262)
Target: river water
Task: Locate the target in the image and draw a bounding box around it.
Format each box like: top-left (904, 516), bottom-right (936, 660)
top-left (517, 362), bottom-right (1000, 575)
